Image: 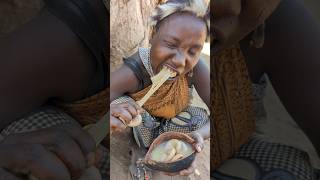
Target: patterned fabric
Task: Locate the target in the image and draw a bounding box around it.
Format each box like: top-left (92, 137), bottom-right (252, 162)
top-left (54, 88), bottom-right (109, 147)
top-left (55, 87), bottom-right (109, 126)
top-left (133, 105), bottom-right (209, 148)
top-left (211, 46), bottom-right (319, 179)
top-left (139, 47), bottom-right (154, 77)
top-left (111, 95), bottom-right (209, 149)
top-left (1, 107), bottom-right (72, 136)
top-left (130, 76), bottom-right (190, 119)
top-left (0, 106), bottom-right (109, 180)
top-left (211, 46), bottom-right (256, 170)
top-left (251, 75), bottom-right (320, 169)
top-left (212, 136), bottom-right (318, 180)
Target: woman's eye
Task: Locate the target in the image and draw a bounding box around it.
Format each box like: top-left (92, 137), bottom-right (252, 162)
top-left (166, 43), bottom-right (175, 49)
top-left (189, 50), bottom-right (197, 56)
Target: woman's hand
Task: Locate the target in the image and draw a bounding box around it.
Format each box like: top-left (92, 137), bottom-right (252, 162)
top-left (0, 123), bottom-right (97, 180)
top-left (110, 102), bottom-right (143, 133)
top-left (188, 131), bottom-right (205, 153)
top-left (163, 161), bottom-right (198, 176)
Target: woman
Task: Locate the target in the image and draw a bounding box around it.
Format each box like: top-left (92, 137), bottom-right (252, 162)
top-left (0, 0), bottom-right (108, 179)
top-left (110, 0), bottom-right (210, 178)
top-left (212, 0), bottom-right (320, 179)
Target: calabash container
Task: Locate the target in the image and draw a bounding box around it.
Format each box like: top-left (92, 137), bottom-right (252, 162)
top-left (144, 132), bottom-right (196, 173)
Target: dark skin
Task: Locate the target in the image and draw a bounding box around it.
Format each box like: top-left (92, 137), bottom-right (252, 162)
top-left (0, 0), bottom-right (107, 178)
top-left (0, 10), bottom-right (94, 130)
top-left (110, 12), bottom-right (210, 175)
top-left (213, 0), bottom-right (281, 53)
top-left (0, 124), bottom-right (98, 180)
top-left (214, 0), bottom-right (320, 155)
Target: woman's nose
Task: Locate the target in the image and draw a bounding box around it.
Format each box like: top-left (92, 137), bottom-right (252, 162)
top-left (213, 0), bottom-right (241, 18)
top-left (172, 51), bottom-right (186, 68)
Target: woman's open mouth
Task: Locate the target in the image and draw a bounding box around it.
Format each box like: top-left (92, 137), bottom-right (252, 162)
top-left (162, 65), bottom-right (178, 80)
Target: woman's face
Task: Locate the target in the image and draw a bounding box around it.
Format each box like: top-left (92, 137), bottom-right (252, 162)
top-left (150, 12), bottom-right (207, 77)
top-left (212, 0), bottom-right (281, 53)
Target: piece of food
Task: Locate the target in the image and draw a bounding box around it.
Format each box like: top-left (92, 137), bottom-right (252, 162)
top-left (170, 153), bottom-right (184, 162)
top-left (137, 66), bottom-right (176, 106)
top-left (127, 114), bottom-right (142, 127)
top-left (195, 169), bottom-right (201, 176)
top-left (150, 139), bottom-right (193, 163)
top-left (165, 148), bottom-right (177, 162)
top-left (177, 141), bottom-right (189, 154)
top-left (145, 132), bottom-right (197, 172)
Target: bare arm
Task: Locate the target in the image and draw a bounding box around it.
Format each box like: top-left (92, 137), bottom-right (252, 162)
top-left (0, 10), bottom-right (95, 129)
top-left (110, 62), bottom-right (142, 132)
top-left (240, 0), bottom-right (320, 154)
top-left (192, 58), bottom-right (210, 107)
top-left (110, 64), bottom-right (140, 102)
top-left (191, 58), bottom-right (210, 140)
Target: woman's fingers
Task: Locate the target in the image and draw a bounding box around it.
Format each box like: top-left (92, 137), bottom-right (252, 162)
top-left (162, 171), bottom-right (179, 176)
top-left (162, 160), bottom-right (196, 176)
top-left (180, 158), bottom-right (199, 176)
top-left (55, 124), bottom-right (96, 166)
top-left (110, 116), bottom-right (126, 133)
top-left (128, 101), bottom-right (144, 114)
top-left (0, 143), bottom-right (71, 180)
top-left (111, 104), bottom-right (133, 124)
top-left (111, 102), bottom-right (144, 125)
top-left (44, 129), bottom-right (87, 179)
top-left (126, 103), bottom-right (138, 117)
top-left (179, 162), bottom-right (195, 176)
top-left (188, 132), bottom-right (204, 153)
top-left (2, 124), bottom-right (97, 179)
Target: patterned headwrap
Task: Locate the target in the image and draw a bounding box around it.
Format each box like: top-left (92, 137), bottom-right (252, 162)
top-left (150, 0), bottom-right (210, 42)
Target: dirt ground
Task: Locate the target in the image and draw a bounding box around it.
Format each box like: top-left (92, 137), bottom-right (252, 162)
top-left (110, 132), bottom-right (210, 180)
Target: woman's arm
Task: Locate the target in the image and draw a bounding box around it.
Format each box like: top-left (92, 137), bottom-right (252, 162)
top-left (0, 10), bottom-right (95, 129)
top-left (191, 58), bottom-right (210, 140)
top-left (110, 64), bottom-right (140, 102)
top-left (110, 59), bottom-right (142, 132)
top-left (240, 0), bottom-right (320, 155)
top-left (192, 58), bottom-right (210, 107)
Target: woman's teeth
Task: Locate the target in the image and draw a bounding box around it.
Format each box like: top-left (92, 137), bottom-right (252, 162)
top-left (163, 66), bottom-right (177, 78)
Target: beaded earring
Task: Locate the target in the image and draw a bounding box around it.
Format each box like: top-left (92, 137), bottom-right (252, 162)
top-left (250, 22), bottom-right (265, 48)
top-left (188, 69), bottom-right (194, 77)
